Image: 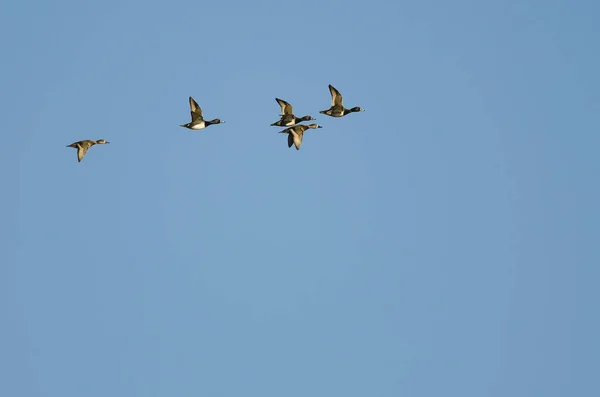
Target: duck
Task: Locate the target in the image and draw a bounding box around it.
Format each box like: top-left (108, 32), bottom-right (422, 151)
top-left (180, 96), bottom-right (224, 130)
top-left (319, 85), bottom-right (365, 117)
top-left (279, 124), bottom-right (322, 150)
top-left (270, 98), bottom-right (315, 127)
top-left (66, 139), bottom-right (109, 162)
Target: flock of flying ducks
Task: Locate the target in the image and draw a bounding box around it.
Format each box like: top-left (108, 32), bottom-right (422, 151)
top-left (66, 84), bottom-right (364, 162)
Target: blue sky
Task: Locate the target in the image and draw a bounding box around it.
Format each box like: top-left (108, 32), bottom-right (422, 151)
top-left (2, 0), bottom-right (599, 396)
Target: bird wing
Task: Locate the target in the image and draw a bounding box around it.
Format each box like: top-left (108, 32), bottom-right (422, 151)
top-left (329, 85), bottom-right (343, 107)
top-left (77, 143), bottom-right (89, 162)
top-left (276, 98), bottom-right (293, 115)
top-left (292, 130), bottom-right (303, 150)
top-left (189, 96), bottom-right (204, 122)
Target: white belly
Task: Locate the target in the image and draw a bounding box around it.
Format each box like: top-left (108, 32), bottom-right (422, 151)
top-left (191, 121), bottom-right (206, 130)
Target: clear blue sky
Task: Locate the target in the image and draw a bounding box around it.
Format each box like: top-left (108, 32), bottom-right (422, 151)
top-left (1, 0), bottom-right (599, 396)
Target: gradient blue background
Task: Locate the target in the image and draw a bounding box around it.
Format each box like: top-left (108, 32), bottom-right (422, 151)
top-left (2, 1), bottom-right (599, 396)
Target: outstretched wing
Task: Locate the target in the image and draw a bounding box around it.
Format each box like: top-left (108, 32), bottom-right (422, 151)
top-left (77, 144), bottom-right (89, 162)
top-left (292, 130), bottom-right (303, 150)
top-left (276, 98), bottom-right (293, 115)
top-left (328, 85), bottom-right (343, 107)
top-left (287, 133), bottom-right (293, 148)
top-left (189, 96), bottom-right (204, 122)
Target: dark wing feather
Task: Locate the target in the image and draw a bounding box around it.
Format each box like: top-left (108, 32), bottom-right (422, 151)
top-left (329, 85), bottom-right (343, 107)
top-left (276, 98), bottom-right (293, 115)
top-left (189, 96), bottom-right (204, 122)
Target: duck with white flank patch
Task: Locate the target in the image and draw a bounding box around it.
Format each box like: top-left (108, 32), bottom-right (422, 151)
top-left (270, 98), bottom-right (315, 127)
top-left (319, 85), bottom-right (364, 117)
top-left (180, 96), bottom-right (224, 130)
